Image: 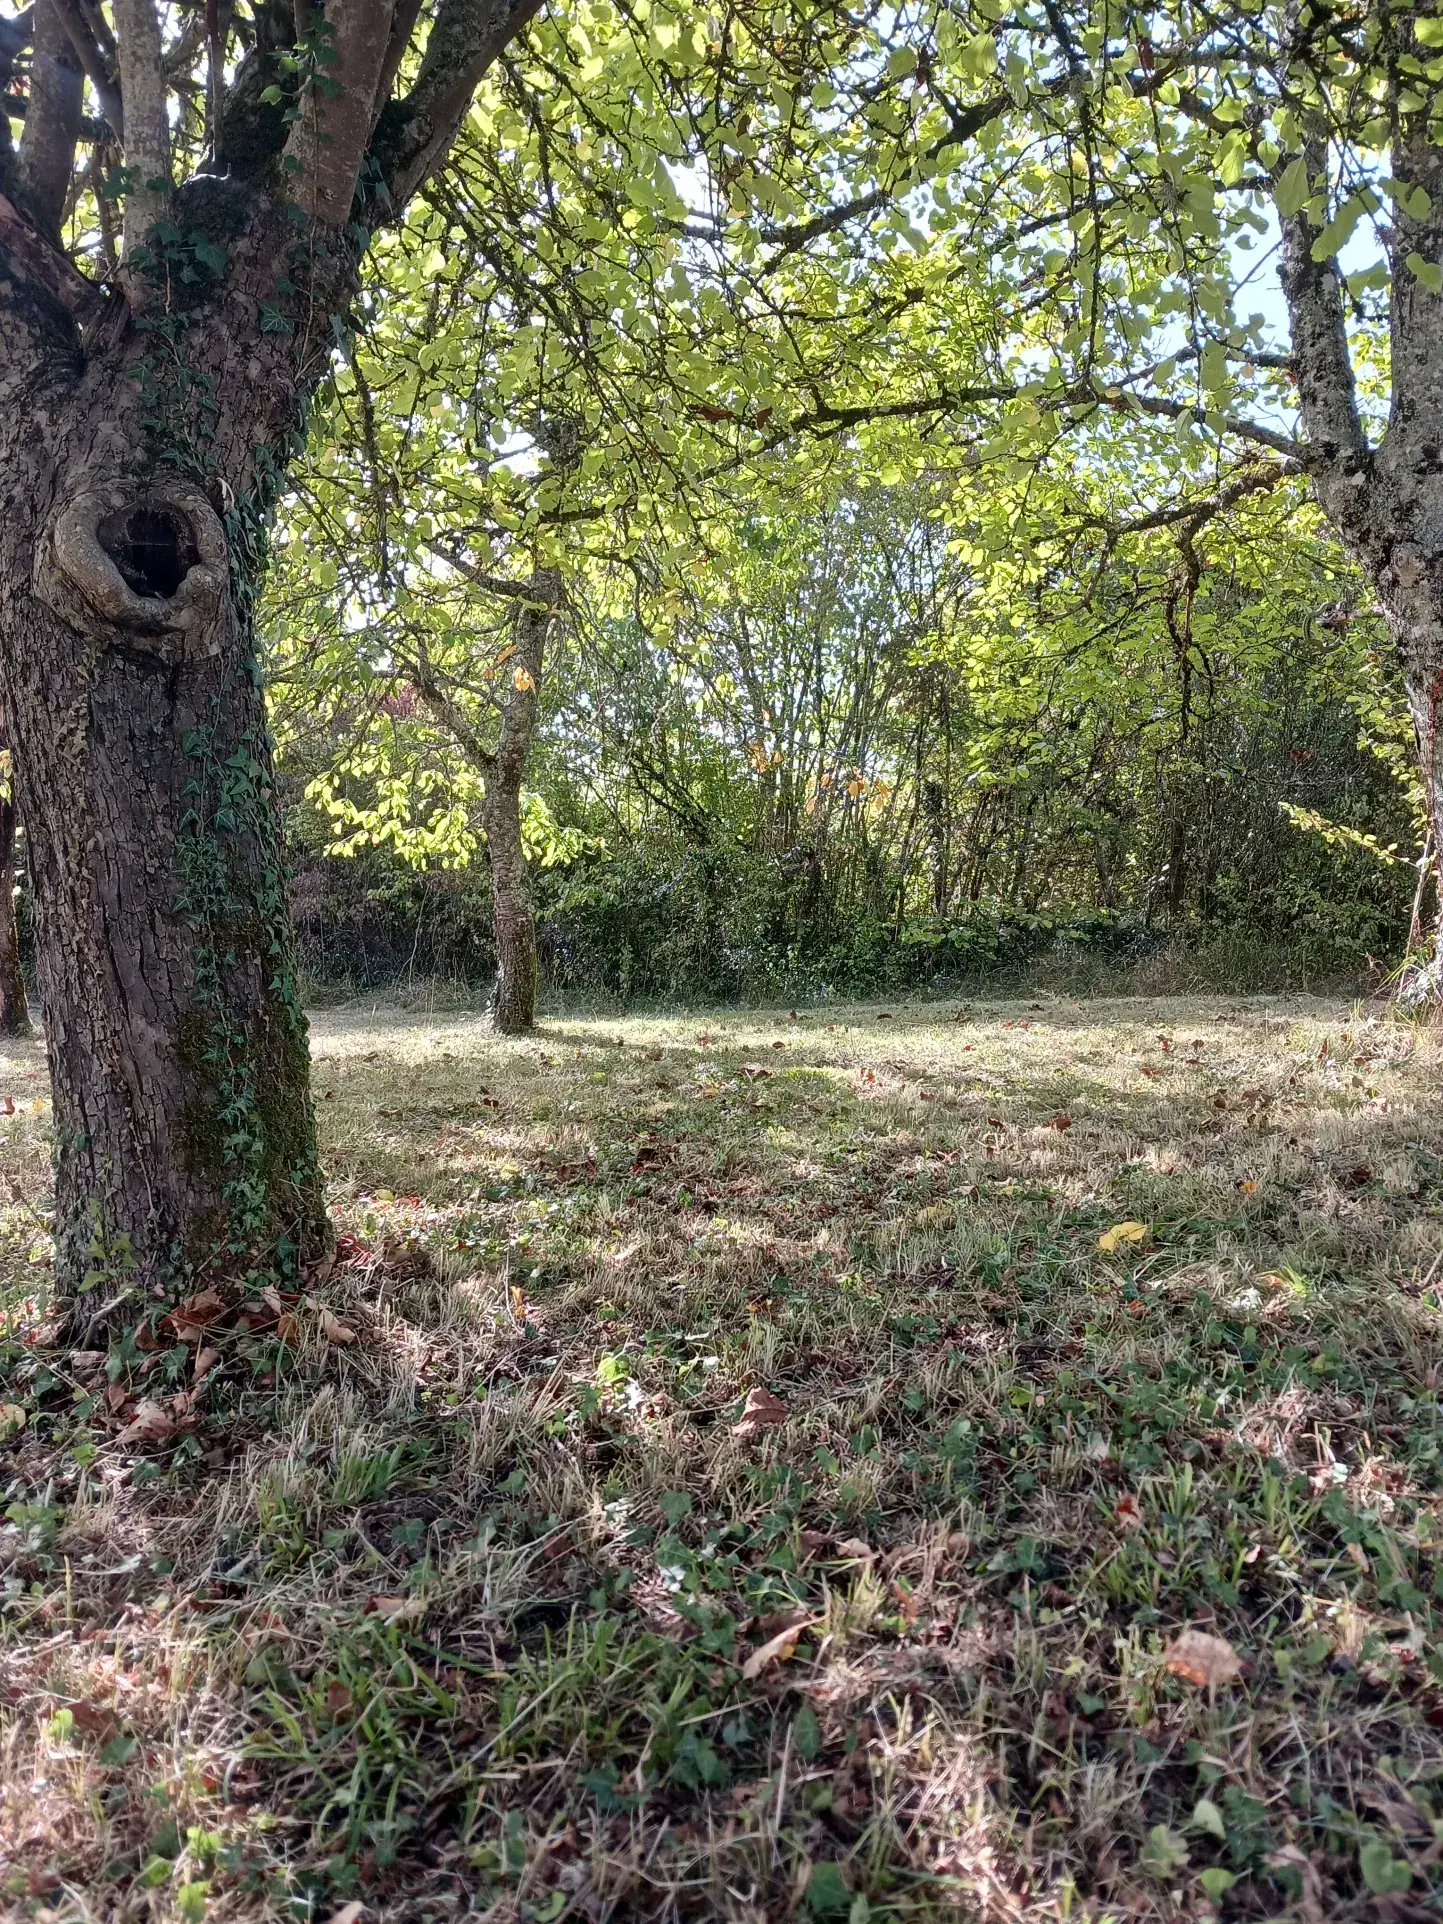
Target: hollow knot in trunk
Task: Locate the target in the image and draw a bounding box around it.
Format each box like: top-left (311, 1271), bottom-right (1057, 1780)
top-left (36, 478), bottom-right (228, 660)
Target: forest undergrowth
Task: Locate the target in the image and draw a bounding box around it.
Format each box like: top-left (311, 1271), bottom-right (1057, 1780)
top-left (2, 993), bottom-right (1443, 1921)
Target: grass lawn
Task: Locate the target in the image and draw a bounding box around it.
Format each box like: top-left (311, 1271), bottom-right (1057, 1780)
top-left (3, 992), bottom-right (1443, 1921)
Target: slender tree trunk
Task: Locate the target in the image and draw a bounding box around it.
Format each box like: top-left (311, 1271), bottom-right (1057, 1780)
top-left (484, 570), bottom-right (560, 1034)
top-left (414, 568), bottom-right (561, 1037)
top-left (0, 733), bottom-right (29, 1036)
top-left (484, 776), bottom-right (538, 1035)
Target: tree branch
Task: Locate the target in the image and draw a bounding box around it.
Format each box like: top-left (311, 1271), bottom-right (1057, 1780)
top-left (282, 0), bottom-right (395, 229)
top-left (111, 0), bottom-right (169, 262)
top-left (49, 0), bottom-right (122, 137)
top-left (1275, 137), bottom-right (1368, 467)
top-left (16, 0), bottom-right (81, 239)
top-left (372, 0), bottom-right (545, 213)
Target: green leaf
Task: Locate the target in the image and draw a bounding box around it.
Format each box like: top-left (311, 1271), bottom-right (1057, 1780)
top-left (805, 1862), bottom-right (853, 1915)
top-left (177, 1884), bottom-right (209, 1923)
top-left (1189, 1797), bottom-right (1227, 1840)
top-left (1359, 1840), bottom-right (1412, 1894)
top-left (1139, 1824), bottom-right (1190, 1880)
top-left (1274, 158), bottom-right (1312, 218)
top-left (794, 1701), bottom-right (822, 1761)
top-left (1406, 252), bottom-right (1443, 294)
top-left (1199, 1867), bottom-right (1236, 1899)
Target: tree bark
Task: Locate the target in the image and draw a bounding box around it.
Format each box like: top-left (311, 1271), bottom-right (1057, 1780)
top-left (483, 772), bottom-right (538, 1035)
top-left (0, 189), bottom-right (344, 1335)
top-left (0, 0), bottom-right (545, 1338)
top-left (1271, 91), bottom-right (1443, 993)
top-left (0, 726), bottom-right (30, 1036)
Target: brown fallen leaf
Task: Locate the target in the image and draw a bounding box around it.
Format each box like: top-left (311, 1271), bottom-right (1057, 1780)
top-left (834, 1536), bottom-right (876, 1563)
top-left (67, 1700), bottom-right (118, 1741)
top-left (326, 1905), bottom-right (367, 1924)
top-left (1048, 1112), bottom-right (1073, 1130)
top-left (740, 1617), bottom-right (815, 1681)
top-left (166, 1286), bottom-right (227, 1343)
top-left (732, 1385), bottom-right (789, 1439)
top-left (116, 1399), bottom-right (177, 1447)
top-left (193, 1346), bottom-right (221, 1384)
top-left (739, 1063), bottom-right (774, 1081)
top-left (319, 1309), bottom-right (358, 1345)
top-left (1163, 1627), bottom-right (1244, 1689)
top-left (1113, 1491), bottom-right (1143, 1533)
top-left (325, 1681), bottom-right (353, 1715)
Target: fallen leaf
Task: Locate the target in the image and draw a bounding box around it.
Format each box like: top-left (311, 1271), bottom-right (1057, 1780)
top-left (0, 1402), bottom-right (25, 1441)
top-left (365, 1594), bottom-right (424, 1624)
top-left (319, 1309), bottom-right (358, 1345)
top-left (834, 1536), bottom-right (875, 1562)
top-left (1163, 1627), bottom-right (1244, 1689)
top-left (68, 1700), bottom-right (118, 1740)
top-left (165, 1286), bottom-right (227, 1342)
top-left (1097, 1221), bottom-right (1148, 1253)
top-left (325, 1681), bottom-right (353, 1715)
top-left (732, 1386), bottom-right (789, 1439)
top-left (1048, 1112), bottom-right (1073, 1130)
top-left (116, 1399), bottom-right (177, 1447)
top-left (740, 1617), bottom-right (814, 1680)
top-left (326, 1905), bottom-right (367, 1924)
top-left (68, 1350), bottom-right (106, 1374)
top-left (1345, 1541), bottom-right (1370, 1570)
top-left (739, 1063), bottom-right (774, 1081)
top-left (1113, 1492), bottom-right (1143, 1533)
top-left (192, 1347), bottom-right (220, 1384)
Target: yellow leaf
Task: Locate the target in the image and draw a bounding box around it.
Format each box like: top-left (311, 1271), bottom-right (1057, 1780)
top-left (1097, 1221), bottom-right (1148, 1253)
top-left (512, 666), bottom-right (536, 692)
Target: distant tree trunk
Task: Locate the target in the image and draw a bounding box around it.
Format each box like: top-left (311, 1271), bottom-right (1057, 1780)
top-left (0, 729), bottom-right (28, 1035)
top-left (416, 568), bottom-right (562, 1036)
top-left (485, 571), bottom-right (560, 1033)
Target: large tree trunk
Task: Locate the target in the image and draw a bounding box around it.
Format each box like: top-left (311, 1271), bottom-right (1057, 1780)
top-left (0, 196), bottom-right (338, 1335)
top-left (0, 728), bottom-right (30, 1036)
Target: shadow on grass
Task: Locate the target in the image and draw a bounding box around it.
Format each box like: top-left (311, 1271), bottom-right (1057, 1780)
top-left (2, 994), bottom-right (1442, 1921)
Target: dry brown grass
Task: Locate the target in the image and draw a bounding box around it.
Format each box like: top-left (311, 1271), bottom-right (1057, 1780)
top-left (2, 991), bottom-right (1443, 1921)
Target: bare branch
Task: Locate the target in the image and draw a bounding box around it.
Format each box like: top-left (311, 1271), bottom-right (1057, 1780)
top-left (49, 0), bottom-right (122, 136)
top-left (424, 537), bottom-right (554, 603)
top-left (1275, 138), bottom-right (1368, 467)
top-left (16, 0), bottom-right (81, 239)
top-left (111, 0), bottom-right (169, 261)
top-left (374, 0), bottom-right (545, 213)
top-left (282, 0), bottom-right (396, 229)
top-left (0, 182), bottom-right (102, 326)
top-left (374, 0), bottom-right (421, 114)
